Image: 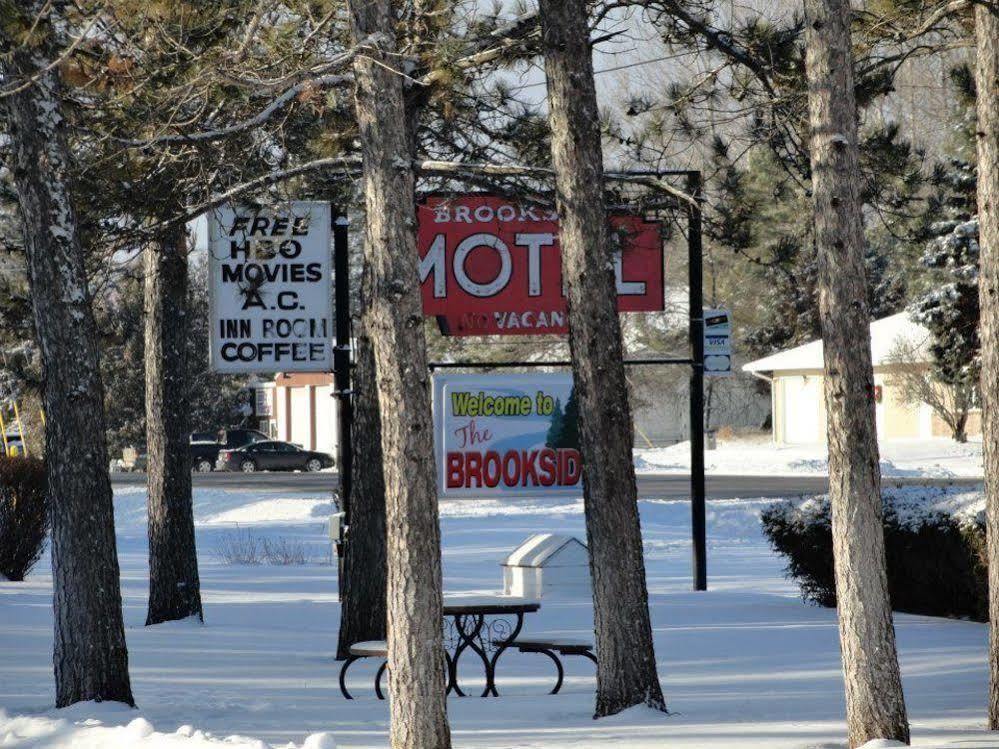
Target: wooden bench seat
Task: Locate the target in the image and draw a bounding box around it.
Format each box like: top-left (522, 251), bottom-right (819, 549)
top-left (339, 641), bottom-right (389, 700)
top-left (499, 638), bottom-right (597, 694)
top-left (349, 641), bottom-right (388, 658)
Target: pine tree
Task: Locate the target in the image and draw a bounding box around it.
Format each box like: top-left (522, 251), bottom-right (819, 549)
top-left (539, 0), bottom-right (666, 717)
top-left (0, 1), bottom-right (134, 707)
top-left (561, 388), bottom-right (580, 450)
top-left (546, 389), bottom-right (580, 451)
top-left (347, 0), bottom-right (451, 745)
top-left (99, 260), bottom-right (250, 454)
top-left (802, 0), bottom-right (910, 741)
top-left (911, 161), bottom-right (980, 442)
top-left (622, 0), bottom-right (936, 355)
top-left (972, 0), bottom-right (999, 726)
top-left (144, 224), bottom-right (202, 625)
top-left (545, 397), bottom-right (565, 447)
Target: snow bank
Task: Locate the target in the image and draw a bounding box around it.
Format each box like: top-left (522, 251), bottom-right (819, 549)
top-left (0, 706), bottom-right (335, 749)
top-left (768, 485), bottom-right (985, 530)
top-left (108, 489), bottom-right (334, 534)
top-left (1, 485), bottom-right (992, 749)
top-left (635, 437), bottom-right (984, 478)
top-left (200, 497), bottom-right (333, 526)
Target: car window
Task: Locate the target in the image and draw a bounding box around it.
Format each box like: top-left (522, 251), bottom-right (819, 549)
top-left (255, 443), bottom-right (276, 452)
top-left (276, 443), bottom-right (298, 453)
top-left (226, 430), bottom-right (254, 447)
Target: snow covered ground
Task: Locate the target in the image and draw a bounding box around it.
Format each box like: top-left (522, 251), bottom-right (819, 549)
top-left (635, 437), bottom-right (985, 478)
top-left (0, 485), bottom-right (994, 749)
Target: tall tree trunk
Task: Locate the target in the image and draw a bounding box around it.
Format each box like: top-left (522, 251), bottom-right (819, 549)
top-left (975, 0), bottom-right (999, 730)
top-left (539, 0), bottom-right (666, 718)
top-left (144, 227), bottom-right (203, 626)
top-left (802, 0), bottom-right (909, 744)
top-left (336, 300), bottom-right (387, 660)
top-left (0, 16), bottom-right (134, 707)
top-left (335, 3), bottom-right (434, 661)
top-left (347, 1), bottom-right (451, 747)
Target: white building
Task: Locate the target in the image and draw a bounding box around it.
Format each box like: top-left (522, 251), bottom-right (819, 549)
top-left (742, 313), bottom-right (974, 444)
top-left (254, 373), bottom-right (340, 455)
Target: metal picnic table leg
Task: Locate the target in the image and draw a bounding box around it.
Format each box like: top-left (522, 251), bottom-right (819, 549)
top-left (485, 612), bottom-right (525, 697)
top-left (449, 613), bottom-right (490, 697)
top-left (443, 650), bottom-right (454, 696)
top-left (374, 661), bottom-right (388, 700)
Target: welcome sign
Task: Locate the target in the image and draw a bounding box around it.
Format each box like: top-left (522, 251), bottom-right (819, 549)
top-left (433, 372), bottom-right (583, 497)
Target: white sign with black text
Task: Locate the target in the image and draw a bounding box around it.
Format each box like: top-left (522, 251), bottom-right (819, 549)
top-left (208, 202), bottom-right (332, 373)
top-left (703, 308), bottom-right (732, 377)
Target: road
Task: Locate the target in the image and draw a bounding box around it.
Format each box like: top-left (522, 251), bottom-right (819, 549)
top-left (110, 471), bottom-right (983, 499)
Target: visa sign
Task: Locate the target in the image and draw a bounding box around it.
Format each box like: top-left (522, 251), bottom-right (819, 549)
top-left (417, 195), bottom-right (664, 335)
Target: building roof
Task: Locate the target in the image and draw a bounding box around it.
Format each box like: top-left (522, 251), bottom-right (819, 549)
top-left (274, 372), bottom-right (334, 387)
top-left (502, 534), bottom-right (587, 568)
top-left (742, 312), bottom-right (933, 374)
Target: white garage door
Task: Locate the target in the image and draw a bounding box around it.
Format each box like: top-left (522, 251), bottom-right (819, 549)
top-left (783, 376), bottom-right (822, 444)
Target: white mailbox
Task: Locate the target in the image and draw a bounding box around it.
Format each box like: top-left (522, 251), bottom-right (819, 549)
top-left (502, 534), bottom-right (591, 599)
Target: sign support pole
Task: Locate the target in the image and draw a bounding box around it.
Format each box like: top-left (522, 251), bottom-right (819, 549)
top-left (418, 170), bottom-right (708, 591)
top-left (687, 172), bottom-right (707, 592)
top-left (332, 211), bottom-right (353, 567)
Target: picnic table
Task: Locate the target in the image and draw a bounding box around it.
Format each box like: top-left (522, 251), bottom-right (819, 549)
top-left (442, 595), bottom-right (540, 697)
top-left (339, 595), bottom-right (543, 700)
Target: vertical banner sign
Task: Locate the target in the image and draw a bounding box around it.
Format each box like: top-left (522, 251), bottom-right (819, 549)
top-left (703, 308), bottom-right (732, 377)
top-left (417, 195), bottom-right (664, 336)
top-left (433, 373), bottom-right (583, 497)
top-left (208, 203), bottom-right (332, 373)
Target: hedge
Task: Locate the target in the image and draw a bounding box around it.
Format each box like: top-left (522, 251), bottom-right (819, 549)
top-left (761, 486), bottom-right (988, 621)
top-left (0, 456), bottom-right (49, 581)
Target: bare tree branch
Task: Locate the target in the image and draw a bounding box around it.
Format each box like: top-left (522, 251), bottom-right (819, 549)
top-left (120, 68), bottom-right (354, 147)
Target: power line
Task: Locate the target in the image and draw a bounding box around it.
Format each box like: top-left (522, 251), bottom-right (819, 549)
top-left (508, 52), bottom-right (693, 92)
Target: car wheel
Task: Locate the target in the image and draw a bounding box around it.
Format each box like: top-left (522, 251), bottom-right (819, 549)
top-left (306, 458), bottom-right (323, 472)
top-left (195, 459), bottom-right (213, 473)
top-left (240, 460), bottom-right (257, 473)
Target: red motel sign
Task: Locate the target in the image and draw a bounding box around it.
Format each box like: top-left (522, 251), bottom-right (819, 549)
top-left (417, 195), bottom-right (664, 336)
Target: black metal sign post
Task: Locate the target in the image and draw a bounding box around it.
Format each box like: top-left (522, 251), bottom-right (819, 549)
top-left (331, 211), bottom-right (353, 585)
top-left (687, 172), bottom-right (707, 592)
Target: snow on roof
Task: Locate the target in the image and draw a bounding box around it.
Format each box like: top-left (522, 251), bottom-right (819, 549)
top-left (742, 312), bottom-right (933, 374)
top-left (502, 533), bottom-right (587, 567)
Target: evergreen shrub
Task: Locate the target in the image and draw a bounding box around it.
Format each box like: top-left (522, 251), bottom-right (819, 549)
top-left (0, 456), bottom-right (49, 581)
top-left (761, 487), bottom-right (987, 621)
